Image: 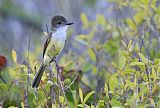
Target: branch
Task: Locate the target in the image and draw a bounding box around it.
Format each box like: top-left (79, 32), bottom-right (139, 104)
top-left (54, 59), bottom-right (70, 108)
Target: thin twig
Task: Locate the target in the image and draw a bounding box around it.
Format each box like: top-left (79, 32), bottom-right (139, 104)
top-left (65, 75), bottom-right (78, 90)
top-left (54, 59), bottom-right (70, 108)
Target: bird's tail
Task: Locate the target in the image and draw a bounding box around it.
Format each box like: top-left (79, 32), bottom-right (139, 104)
top-left (32, 63), bottom-right (46, 88)
top-left (0, 75), bottom-right (6, 83)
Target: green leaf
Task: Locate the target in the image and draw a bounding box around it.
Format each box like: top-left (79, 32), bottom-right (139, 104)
top-left (82, 91), bottom-right (95, 106)
top-left (126, 18), bottom-right (136, 30)
top-left (96, 100), bottom-right (104, 108)
top-left (109, 74), bottom-right (118, 91)
top-left (111, 95), bottom-right (122, 107)
top-left (82, 63), bottom-right (92, 72)
top-left (88, 48), bottom-right (96, 62)
top-left (130, 62), bottom-right (145, 66)
top-left (66, 91), bottom-right (75, 108)
top-left (152, 68), bottom-right (157, 81)
top-left (64, 78), bottom-right (71, 85)
top-left (119, 55), bottom-right (126, 70)
top-left (127, 40), bottom-right (133, 52)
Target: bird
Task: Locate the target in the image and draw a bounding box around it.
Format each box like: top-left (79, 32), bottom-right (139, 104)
top-left (32, 15), bottom-right (73, 88)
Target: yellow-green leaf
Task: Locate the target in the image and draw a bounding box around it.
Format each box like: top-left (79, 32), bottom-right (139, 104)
top-left (59, 96), bottom-right (64, 103)
top-left (127, 40), bottom-right (133, 51)
top-left (79, 88), bottom-right (83, 103)
top-left (121, 40), bottom-right (127, 48)
top-left (12, 49), bottom-right (17, 63)
top-left (21, 102), bottom-right (24, 108)
top-left (130, 62), bottom-right (145, 66)
top-left (80, 12), bottom-right (88, 28)
top-left (96, 14), bottom-right (106, 26)
top-left (97, 100), bottom-right (104, 107)
top-left (82, 91), bottom-right (95, 106)
top-left (88, 48), bottom-right (96, 62)
top-left (91, 105), bottom-right (95, 108)
top-left (126, 18), bottom-right (136, 30)
top-left (138, 52), bottom-right (147, 63)
top-left (119, 55), bottom-right (126, 70)
top-left (77, 104), bottom-right (83, 107)
top-left (109, 74), bottom-right (118, 91)
top-left (152, 68), bottom-right (157, 81)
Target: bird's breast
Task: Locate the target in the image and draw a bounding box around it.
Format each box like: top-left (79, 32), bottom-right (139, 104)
top-left (52, 31), bottom-right (66, 51)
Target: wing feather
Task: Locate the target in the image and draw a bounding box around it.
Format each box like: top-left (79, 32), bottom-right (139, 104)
top-left (43, 32), bottom-right (52, 58)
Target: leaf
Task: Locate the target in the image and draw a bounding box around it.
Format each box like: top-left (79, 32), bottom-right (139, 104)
top-left (134, 11), bottom-right (146, 25)
top-left (111, 95), bottom-right (122, 107)
top-left (127, 40), bottom-right (133, 52)
top-left (74, 36), bottom-right (88, 46)
top-left (104, 83), bottom-right (110, 99)
top-left (91, 105), bottom-right (95, 108)
top-left (109, 74), bottom-right (118, 91)
top-left (96, 100), bottom-right (104, 107)
top-left (121, 40), bottom-right (127, 48)
top-left (130, 62), bottom-right (145, 66)
top-left (80, 12), bottom-right (88, 28)
top-left (77, 104), bottom-right (84, 107)
top-left (82, 91), bottom-right (95, 106)
top-left (8, 106), bottom-right (18, 108)
top-left (66, 91), bottom-right (76, 108)
top-left (87, 48), bottom-right (96, 62)
top-left (79, 88), bottom-right (83, 103)
top-left (119, 55), bottom-right (126, 70)
top-left (138, 52), bottom-right (147, 63)
top-left (96, 14), bottom-right (106, 26)
top-left (12, 49), bottom-right (17, 63)
top-left (59, 96), bottom-right (64, 103)
top-left (21, 102), bottom-right (24, 108)
top-left (126, 18), bottom-right (136, 30)
top-left (152, 68), bottom-right (157, 81)
top-left (82, 63), bottom-right (92, 72)
top-left (112, 62), bottom-right (119, 69)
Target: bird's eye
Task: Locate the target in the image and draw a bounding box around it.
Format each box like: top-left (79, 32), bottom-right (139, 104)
top-left (58, 22), bottom-right (62, 25)
top-left (55, 22), bottom-right (63, 28)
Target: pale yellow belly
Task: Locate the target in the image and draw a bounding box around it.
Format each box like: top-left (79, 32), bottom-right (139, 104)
top-left (43, 38), bottom-right (65, 65)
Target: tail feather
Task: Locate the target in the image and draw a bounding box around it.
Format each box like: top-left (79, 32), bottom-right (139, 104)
top-left (32, 64), bottom-right (46, 88)
top-left (0, 75), bottom-right (6, 83)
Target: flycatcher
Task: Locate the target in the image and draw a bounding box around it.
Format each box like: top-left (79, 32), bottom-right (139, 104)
top-left (32, 15), bottom-right (73, 88)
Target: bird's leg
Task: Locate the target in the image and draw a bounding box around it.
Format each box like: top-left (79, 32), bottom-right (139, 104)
top-left (49, 56), bottom-right (56, 63)
top-left (49, 45), bottom-right (56, 63)
top-left (49, 56), bottom-right (59, 82)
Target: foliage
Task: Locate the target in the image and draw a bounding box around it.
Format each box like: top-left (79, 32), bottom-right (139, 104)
top-left (1, 0), bottom-right (160, 107)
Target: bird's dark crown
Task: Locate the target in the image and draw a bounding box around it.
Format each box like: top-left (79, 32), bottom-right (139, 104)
top-left (51, 15), bottom-right (67, 28)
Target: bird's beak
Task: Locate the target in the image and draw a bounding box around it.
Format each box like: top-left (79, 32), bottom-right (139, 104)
top-left (65, 22), bottom-right (74, 25)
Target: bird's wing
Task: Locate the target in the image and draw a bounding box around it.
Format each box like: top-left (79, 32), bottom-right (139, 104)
top-left (43, 32), bottom-right (52, 58)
